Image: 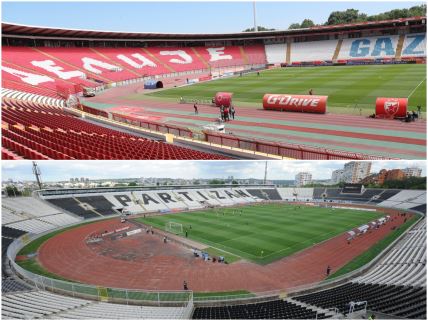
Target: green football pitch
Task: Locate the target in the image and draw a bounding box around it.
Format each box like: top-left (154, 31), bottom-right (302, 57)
top-left (135, 203), bottom-right (383, 264)
top-left (145, 64), bottom-right (426, 111)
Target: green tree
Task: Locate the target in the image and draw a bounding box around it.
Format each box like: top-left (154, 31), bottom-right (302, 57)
top-left (232, 180), bottom-right (239, 185)
top-left (288, 23), bottom-right (301, 29)
top-left (128, 182), bottom-right (138, 186)
top-left (209, 179), bottom-right (225, 185)
top-left (243, 26), bottom-right (276, 32)
top-left (5, 186), bottom-right (21, 197)
top-left (300, 19), bottom-right (316, 28)
top-left (326, 9), bottom-right (367, 25)
top-left (114, 183), bottom-right (127, 187)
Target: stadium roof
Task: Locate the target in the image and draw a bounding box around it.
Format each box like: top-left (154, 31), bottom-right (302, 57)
top-left (2, 17), bottom-right (426, 41)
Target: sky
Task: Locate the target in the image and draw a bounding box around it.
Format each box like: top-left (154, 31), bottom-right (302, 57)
top-left (2, 1), bottom-right (425, 34)
top-left (1, 160), bottom-right (426, 182)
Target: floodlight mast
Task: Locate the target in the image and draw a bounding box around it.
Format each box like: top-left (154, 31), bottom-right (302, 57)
top-left (32, 161), bottom-right (43, 190)
top-left (253, 2), bottom-right (258, 32)
top-left (264, 161), bottom-right (268, 185)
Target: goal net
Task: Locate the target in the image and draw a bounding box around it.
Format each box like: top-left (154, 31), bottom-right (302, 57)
top-left (165, 222), bottom-right (183, 234)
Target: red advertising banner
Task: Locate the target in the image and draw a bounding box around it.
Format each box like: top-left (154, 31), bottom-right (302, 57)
top-left (214, 92), bottom-right (233, 107)
top-left (263, 94), bottom-right (327, 114)
top-left (375, 97), bottom-right (407, 118)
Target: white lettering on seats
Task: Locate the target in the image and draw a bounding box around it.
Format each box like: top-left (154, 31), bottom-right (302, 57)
top-left (2, 66), bottom-right (54, 85)
top-left (31, 60), bottom-right (86, 79)
top-left (116, 54), bottom-right (157, 68)
top-left (206, 47), bottom-right (233, 61)
top-left (159, 50), bottom-right (192, 64)
top-left (81, 57), bottom-right (122, 74)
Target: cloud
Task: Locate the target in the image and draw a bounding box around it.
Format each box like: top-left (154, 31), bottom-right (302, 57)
top-left (2, 160), bottom-right (425, 182)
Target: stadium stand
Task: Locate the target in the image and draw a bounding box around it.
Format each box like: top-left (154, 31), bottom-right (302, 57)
top-left (1, 45), bottom-right (267, 91)
top-left (1, 196), bottom-right (82, 234)
top-left (246, 188), bottom-right (282, 201)
top-left (293, 216), bottom-right (426, 319)
top-left (2, 197), bottom-right (61, 217)
top-left (277, 188), bottom-right (314, 201)
top-left (192, 299), bottom-right (332, 320)
top-left (2, 226), bottom-right (27, 240)
top-left (401, 33), bottom-right (427, 58)
top-left (377, 190), bottom-right (426, 210)
top-left (264, 43), bottom-right (287, 64)
top-left (45, 198), bottom-right (102, 219)
top-left (42, 187), bottom-right (265, 216)
top-left (354, 219), bottom-right (426, 287)
top-left (2, 98), bottom-right (228, 160)
top-left (1, 289), bottom-right (188, 320)
top-left (55, 302), bottom-right (187, 319)
top-left (294, 282), bottom-right (426, 319)
top-left (312, 188), bottom-right (405, 204)
top-left (2, 278), bottom-right (33, 294)
top-left (5, 219), bottom-right (57, 235)
top-left (290, 40), bottom-right (337, 63)
top-left (337, 35), bottom-right (400, 60)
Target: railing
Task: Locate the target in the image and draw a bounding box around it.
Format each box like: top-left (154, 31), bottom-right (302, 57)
top-left (204, 131), bottom-right (397, 160)
top-left (111, 112), bottom-right (193, 138)
top-left (79, 104), bottom-right (397, 160)
top-left (7, 235), bottom-right (193, 316)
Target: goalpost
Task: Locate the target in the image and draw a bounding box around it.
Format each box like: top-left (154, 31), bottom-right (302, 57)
top-left (165, 222), bottom-right (183, 234)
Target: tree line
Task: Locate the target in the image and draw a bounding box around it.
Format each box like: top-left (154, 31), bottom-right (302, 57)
top-left (243, 5), bottom-right (426, 31)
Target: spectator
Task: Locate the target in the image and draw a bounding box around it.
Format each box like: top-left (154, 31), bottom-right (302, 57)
top-left (326, 265), bottom-right (331, 276)
top-left (183, 281), bottom-right (188, 290)
top-left (224, 107), bottom-right (229, 121)
top-left (194, 103), bottom-right (198, 115)
top-left (412, 110), bottom-right (418, 119)
top-left (220, 106), bottom-right (225, 121)
top-left (417, 105), bottom-right (421, 117)
top-left (230, 105), bottom-right (235, 120)
top-left (163, 236), bottom-right (167, 243)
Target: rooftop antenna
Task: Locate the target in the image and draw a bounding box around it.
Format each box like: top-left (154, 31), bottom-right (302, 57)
top-left (32, 161), bottom-right (43, 190)
top-left (263, 161), bottom-right (268, 184)
top-left (253, 1), bottom-right (258, 32)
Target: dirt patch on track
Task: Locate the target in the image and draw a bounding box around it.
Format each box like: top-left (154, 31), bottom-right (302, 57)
top-left (38, 207), bottom-right (411, 292)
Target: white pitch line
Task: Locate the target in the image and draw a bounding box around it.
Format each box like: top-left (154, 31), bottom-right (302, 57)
top-left (408, 78), bottom-right (426, 99)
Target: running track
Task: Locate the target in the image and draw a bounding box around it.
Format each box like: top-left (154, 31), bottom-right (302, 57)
top-left (82, 82), bottom-right (426, 159)
top-left (38, 206), bottom-right (411, 293)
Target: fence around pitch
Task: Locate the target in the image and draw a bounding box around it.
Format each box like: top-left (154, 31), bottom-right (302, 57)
top-left (78, 104), bottom-right (394, 160)
top-left (7, 235), bottom-right (193, 311)
top-left (203, 131), bottom-right (397, 160)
